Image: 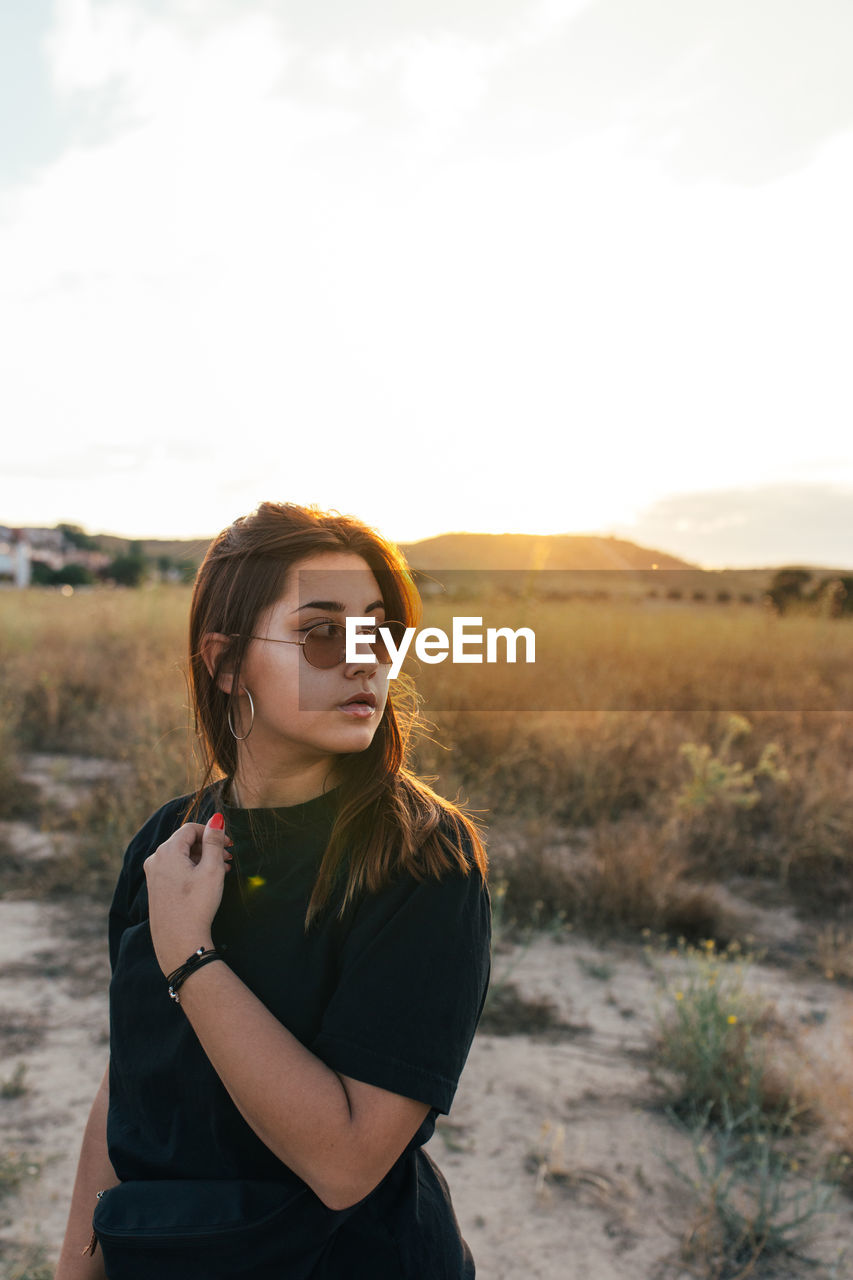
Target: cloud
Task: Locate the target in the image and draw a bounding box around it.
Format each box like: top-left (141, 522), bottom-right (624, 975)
top-left (39, 0), bottom-right (853, 191)
top-left (0, 5), bottom-right (361, 294)
top-left (38, 0), bottom-right (513, 166)
top-left (617, 484), bottom-right (853, 568)
top-left (473, 0), bottom-right (853, 184)
top-left (3, 1), bottom-right (853, 548)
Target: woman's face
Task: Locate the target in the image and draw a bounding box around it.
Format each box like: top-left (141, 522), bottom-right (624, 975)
top-left (226, 551), bottom-right (392, 769)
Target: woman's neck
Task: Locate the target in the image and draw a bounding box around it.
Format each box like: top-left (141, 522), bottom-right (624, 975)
top-left (227, 763), bottom-right (341, 810)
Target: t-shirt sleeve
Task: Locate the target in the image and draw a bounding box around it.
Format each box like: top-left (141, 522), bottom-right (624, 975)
top-left (310, 830), bottom-right (492, 1115)
top-left (108, 856), bottom-right (134, 978)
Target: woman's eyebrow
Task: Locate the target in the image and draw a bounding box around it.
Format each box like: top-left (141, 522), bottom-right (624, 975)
top-left (290, 599), bottom-right (385, 614)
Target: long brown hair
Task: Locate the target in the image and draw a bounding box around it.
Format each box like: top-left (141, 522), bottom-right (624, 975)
top-left (185, 501), bottom-right (487, 930)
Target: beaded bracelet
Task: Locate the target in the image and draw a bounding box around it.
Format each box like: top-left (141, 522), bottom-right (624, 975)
top-left (166, 946), bottom-right (224, 1004)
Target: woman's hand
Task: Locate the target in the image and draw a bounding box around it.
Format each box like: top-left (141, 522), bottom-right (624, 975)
top-left (143, 814), bottom-right (233, 976)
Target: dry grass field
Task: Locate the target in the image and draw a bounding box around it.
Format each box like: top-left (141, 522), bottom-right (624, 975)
top-left (1, 584), bottom-right (852, 1278)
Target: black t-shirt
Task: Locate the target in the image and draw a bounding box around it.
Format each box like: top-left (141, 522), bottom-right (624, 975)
top-left (106, 781), bottom-right (492, 1278)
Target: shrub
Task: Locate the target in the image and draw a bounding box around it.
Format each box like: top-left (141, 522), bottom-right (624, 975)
top-left (663, 1096), bottom-right (841, 1280)
top-left (669, 714), bottom-right (790, 878)
top-left (646, 936), bottom-right (806, 1127)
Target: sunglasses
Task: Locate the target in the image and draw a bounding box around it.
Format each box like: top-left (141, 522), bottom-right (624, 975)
top-left (234, 621), bottom-right (407, 669)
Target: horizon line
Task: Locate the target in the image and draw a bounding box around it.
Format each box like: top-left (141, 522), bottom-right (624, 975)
top-left (4, 520), bottom-right (852, 574)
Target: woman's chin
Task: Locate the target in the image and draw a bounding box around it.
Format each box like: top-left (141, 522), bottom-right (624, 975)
top-left (335, 721), bottom-right (381, 751)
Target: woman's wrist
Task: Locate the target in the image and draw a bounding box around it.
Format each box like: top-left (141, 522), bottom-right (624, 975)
top-left (160, 937), bottom-right (215, 981)
top-left (164, 942), bottom-right (225, 1005)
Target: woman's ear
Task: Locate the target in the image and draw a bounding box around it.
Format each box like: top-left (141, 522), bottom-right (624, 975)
top-left (201, 632), bottom-right (235, 694)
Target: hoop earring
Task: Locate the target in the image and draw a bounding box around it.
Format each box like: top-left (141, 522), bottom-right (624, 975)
top-left (227, 687), bottom-right (255, 741)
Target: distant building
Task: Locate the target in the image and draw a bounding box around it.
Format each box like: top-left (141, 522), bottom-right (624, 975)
top-left (0, 527), bottom-right (32, 587)
top-left (24, 527), bottom-right (66, 570)
top-left (0, 526), bottom-right (110, 586)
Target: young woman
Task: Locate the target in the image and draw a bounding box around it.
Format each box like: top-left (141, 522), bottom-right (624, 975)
top-left (55, 501), bottom-right (491, 1280)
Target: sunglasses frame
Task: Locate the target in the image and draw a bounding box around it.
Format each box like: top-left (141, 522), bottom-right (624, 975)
top-left (231, 621), bottom-right (404, 669)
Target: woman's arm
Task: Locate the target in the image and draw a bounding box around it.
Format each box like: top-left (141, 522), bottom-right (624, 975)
top-left (176, 959), bottom-right (430, 1210)
top-left (55, 1063), bottom-right (120, 1280)
top-left (143, 815), bottom-right (430, 1212)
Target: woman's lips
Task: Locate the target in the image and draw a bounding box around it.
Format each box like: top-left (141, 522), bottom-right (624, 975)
top-left (337, 702), bottom-right (376, 718)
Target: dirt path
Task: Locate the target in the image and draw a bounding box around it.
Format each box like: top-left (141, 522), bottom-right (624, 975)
top-left (1, 757), bottom-right (852, 1279)
top-left (0, 897), bottom-right (109, 1270)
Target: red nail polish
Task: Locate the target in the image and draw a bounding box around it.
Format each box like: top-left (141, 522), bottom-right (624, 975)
top-left (210, 812), bottom-right (225, 831)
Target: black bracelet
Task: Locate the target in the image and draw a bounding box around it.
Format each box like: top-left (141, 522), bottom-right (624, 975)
top-left (166, 946), bottom-right (224, 1004)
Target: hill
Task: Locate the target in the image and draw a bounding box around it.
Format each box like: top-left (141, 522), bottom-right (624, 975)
top-left (397, 532), bottom-right (693, 571)
top-left (13, 526), bottom-right (851, 599)
top-left (73, 529), bottom-right (694, 573)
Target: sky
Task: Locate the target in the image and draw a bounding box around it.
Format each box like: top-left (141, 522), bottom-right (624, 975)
top-left (1, 0), bottom-right (852, 568)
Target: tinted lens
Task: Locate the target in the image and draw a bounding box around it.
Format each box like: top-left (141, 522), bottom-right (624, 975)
top-left (303, 623), bottom-right (348, 668)
top-left (302, 621), bottom-right (407, 668)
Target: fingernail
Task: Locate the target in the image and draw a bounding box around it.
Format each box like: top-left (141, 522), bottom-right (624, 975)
top-left (210, 812), bottom-right (225, 831)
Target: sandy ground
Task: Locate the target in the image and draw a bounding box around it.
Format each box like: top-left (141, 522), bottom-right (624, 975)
top-left (1, 756), bottom-right (852, 1279)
